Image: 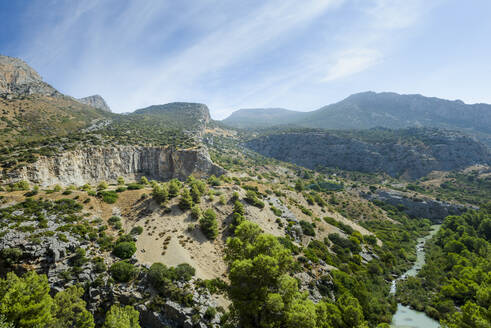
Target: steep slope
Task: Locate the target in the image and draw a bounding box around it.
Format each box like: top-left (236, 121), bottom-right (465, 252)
top-left (222, 108), bottom-right (304, 128)
top-left (245, 128), bottom-right (491, 179)
top-left (0, 55), bottom-right (111, 144)
top-left (77, 94), bottom-right (111, 112)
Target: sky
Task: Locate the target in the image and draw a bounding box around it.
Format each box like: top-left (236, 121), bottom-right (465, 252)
top-left (1, 0), bottom-right (491, 119)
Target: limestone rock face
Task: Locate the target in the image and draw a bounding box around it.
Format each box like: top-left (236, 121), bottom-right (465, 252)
top-left (246, 130), bottom-right (490, 179)
top-left (362, 189), bottom-right (474, 222)
top-left (76, 95), bottom-right (111, 112)
top-left (10, 146), bottom-right (224, 186)
top-left (0, 55), bottom-right (59, 98)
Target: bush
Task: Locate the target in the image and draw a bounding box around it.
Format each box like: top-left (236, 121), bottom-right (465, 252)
top-left (244, 190), bottom-right (264, 209)
top-left (127, 183), bottom-right (143, 190)
top-left (98, 190), bottom-right (118, 204)
top-left (175, 263), bottom-right (196, 282)
top-left (152, 184), bottom-right (168, 204)
top-left (97, 181), bottom-right (108, 190)
top-left (208, 175), bottom-right (221, 186)
top-left (204, 307), bottom-right (217, 320)
top-left (113, 242), bottom-right (137, 259)
top-left (300, 220), bottom-right (316, 236)
top-left (178, 189), bottom-right (194, 211)
top-left (140, 176), bottom-right (149, 185)
top-left (191, 205), bottom-right (201, 220)
top-left (110, 261), bottom-right (137, 282)
top-left (117, 176), bottom-right (125, 185)
top-left (1, 247), bottom-right (23, 265)
top-left (130, 226), bottom-right (144, 235)
top-left (168, 179), bottom-right (181, 198)
top-left (200, 209), bottom-right (218, 240)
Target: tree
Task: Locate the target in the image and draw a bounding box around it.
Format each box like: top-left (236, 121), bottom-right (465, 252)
top-left (226, 221), bottom-right (295, 327)
top-left (152, 184), bottom-right (168, 205)
top-left (52, 286), bottom-right (94, 328)
top-left (200, 209), bottom-right (218, 239)
top-left (178, 189), bottom-right (194, 211)
top-left (110, 261), bottom-right (137, 282)
top-left (139, 176), bottom-right (149, 185)
top-left (191, 205), bottom-right (201, 220)
top-left (0, 271), bottom-right (54, 328)
top-left (190, 184), bottom-right (201, 203)
top-left (168, 179), bottom-right (181, 198)
top-left (104, 305), bottom-right (140, 328)
top-left (113, 242), bottom-right (137, 259)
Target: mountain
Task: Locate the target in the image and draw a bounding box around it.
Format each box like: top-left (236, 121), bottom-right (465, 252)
top-left (0, 55), bottom-right (111, 144)
top-left (245, 128), bottom-right (491, 179)
top-left (222, 92), bottom-right (491, 141)
top-left (222, 107), bottom-right (304, 128)
top-left (0, 55), bottom-right (58, 98)
top-left (76, 94), bottom-right (111, 112)
top-left (303, 91), bottom-right (491, 133)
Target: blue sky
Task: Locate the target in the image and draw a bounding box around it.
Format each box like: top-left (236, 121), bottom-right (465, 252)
top-left (1, 0), bottom-right (490, 118)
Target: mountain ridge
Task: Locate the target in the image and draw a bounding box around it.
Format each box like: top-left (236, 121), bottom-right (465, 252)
top-left (222, 91), bottom-right (491, 142)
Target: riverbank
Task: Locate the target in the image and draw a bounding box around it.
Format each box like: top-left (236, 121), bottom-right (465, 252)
top-left (390, 225), bottom-right (441, 328)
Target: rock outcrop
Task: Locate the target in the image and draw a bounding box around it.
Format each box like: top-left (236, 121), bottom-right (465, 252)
top-left (77, 95), bottom-right (112, 112)
top-left (362, 189), bottom-right (474, 222)
top-left (8, 146), bottom-right (224, 186)
top-left (246, 130), bottom-right (490, 179)
top-left (0, 55), bottom-right (59, 98)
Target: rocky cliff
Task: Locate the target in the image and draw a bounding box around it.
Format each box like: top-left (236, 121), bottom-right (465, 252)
top-left (77, 95), bottom-right (112, 112)
top-left (245, 130), bottom-right (490, 179)
top-left (0, 55), bottom-right (59, 98)
top-left (8, 146), bottom-right (224, 186)
top-left (362, 189), bottom-right (473, 222)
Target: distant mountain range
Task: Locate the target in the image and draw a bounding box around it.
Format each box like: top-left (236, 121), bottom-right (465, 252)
top-left (223, 92), bottom-right (491, 142)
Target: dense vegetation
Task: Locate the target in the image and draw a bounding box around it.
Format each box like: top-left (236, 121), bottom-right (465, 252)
top-left (396, 205), bottom-right (491, 327)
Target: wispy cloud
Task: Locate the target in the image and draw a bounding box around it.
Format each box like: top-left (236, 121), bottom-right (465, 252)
top-left (9, 0), bottom-right (443, 117)
top-left (322, 49), bottom-right (382, 82)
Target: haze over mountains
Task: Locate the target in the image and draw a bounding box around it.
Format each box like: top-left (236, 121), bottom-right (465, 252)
top-left (223, 91), bottom-right (491, 139)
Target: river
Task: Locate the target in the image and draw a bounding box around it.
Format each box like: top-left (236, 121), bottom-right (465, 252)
top-left (390, 225), bottom-right (441, 328)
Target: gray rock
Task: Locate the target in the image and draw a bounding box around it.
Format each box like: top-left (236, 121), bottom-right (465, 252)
top-left (76, 95), bottom-right (112, 112)
top-left (9, 145), bottom-right (225, 187)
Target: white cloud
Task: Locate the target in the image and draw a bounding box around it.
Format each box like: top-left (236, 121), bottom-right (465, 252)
top-left (14, 0), bottom-right (438, 116)
top-left (322, 49), bottom-right (381, 82)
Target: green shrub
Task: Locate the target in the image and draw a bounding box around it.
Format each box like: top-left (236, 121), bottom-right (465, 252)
top-left (113, 242), bottom-right (137, 259)
top-left (130, 226), bottom-right (143, 235)
top-left (200, 209), bottom-right (218, 239)
top-left (110, 261), bottom-right (137, 282)
top-left (178, 189), bottom-right (194, 211)
top-left (97, 181), bottom-right (108, 190)
top-left (244, 190), bottom-right (264, 208)
top-left (1, 247), bottom-right (23, 265)
top-left (191, 205), bottom-right (201, 220)
top-left (300, 220), bottom-right (316, 236)
top-left (98, 190), bottom-right (118, 204)
top-left (127, 183), bottom-right (143, 190)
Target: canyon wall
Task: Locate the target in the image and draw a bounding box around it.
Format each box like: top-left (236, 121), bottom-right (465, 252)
top-left (8, 146), bottom-right (224, 186)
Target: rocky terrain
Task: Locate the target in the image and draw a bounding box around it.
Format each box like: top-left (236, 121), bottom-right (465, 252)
top-left (361, 189), bottom-right (471, 222)
top-left (0, 55), bottom-right (488, 328)
top-left (0, 55), bottom-right (59, 99)
top-left (77, 95), bottom-right (112, 112)
top-left (7, 145), bottom-right (224, 187)
top-left (245, 129), bottom-right (490, 179)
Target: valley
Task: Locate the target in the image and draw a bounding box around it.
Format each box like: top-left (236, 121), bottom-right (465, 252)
top-left (0, 54), bottom-right (489, 328)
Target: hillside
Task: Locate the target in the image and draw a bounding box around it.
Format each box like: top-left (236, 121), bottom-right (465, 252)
top-left (222, 92), bottom-right (491, 143)
top-left (0, 55), bottom-right (111, 144)
top-left (222, 108), bottom-right (304, 129)
top-left (245, 128), bottom-right (491, 179)
top-left (0, 55), bottom-right (489, 328)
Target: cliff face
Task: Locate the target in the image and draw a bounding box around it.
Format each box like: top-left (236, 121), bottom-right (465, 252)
top-left (9, 146), bottom-right (224, 186)
top-left (0, 55), bottom-right (59, 98)
top-left (362, 189), bottom-right (473, 222)
top-left (246, 131), bottom-right (490, 179)
top-left (77, 95), bottom-right (112, 112)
